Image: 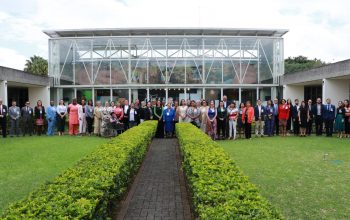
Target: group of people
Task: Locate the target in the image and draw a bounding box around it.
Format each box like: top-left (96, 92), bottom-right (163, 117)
top-left (0, 96), bottom-right (349, 139)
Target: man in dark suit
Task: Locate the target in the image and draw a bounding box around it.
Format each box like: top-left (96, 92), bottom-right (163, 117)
top-left (306, 99), bottom-right (313, 135)
top-left (254, 99), bottom-right (266, 137)
top-left (21, 101), bottom-right (34, 136)
top-left (273, 98), bottom-right (279, 135)
top-left (122, 99), bottom-right (130, 130)
top-left (312, 97), bottom-right (323, 136)
top-left (292, 99), bottom-right (300, 136)
top-left (322, 98), bottom-right (336, 137)
top-left (223, 95), bottom-right (231, 138)
top-left (0, 98), bottom-right (8, 138)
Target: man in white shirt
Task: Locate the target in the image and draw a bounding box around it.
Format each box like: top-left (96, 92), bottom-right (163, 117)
top-left (123, 99), bottom-right (130, 130)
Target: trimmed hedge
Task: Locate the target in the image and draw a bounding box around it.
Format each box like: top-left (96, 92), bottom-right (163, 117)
top-left (176, 123), bottom-right (283, 219)
top-left (1, 120), bottom-right (157, 219)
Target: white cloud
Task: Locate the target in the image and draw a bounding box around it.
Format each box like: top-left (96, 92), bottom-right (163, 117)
top-left (0, 47), bottom-right (27, 70)
top-left (0, 0), bottom-right (350, 70)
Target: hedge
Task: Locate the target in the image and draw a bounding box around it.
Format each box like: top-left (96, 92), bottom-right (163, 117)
top-left (176, 123), bottom-right (283, 219)
top-left (1, 120), bottom-right (157, 219)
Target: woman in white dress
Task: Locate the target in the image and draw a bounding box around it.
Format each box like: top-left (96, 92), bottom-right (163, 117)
top-left (200, 100), bottom-right (209, 133)
top-left (177, 99), bottom-right (188, 123)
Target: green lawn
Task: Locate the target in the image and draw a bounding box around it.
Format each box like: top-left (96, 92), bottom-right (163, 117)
top-left (220, 137), bottom-right (350, 220)
top-left (0, 136), bottom-right (107, 213)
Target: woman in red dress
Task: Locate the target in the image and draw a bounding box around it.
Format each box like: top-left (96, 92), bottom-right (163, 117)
top-left (278, 99), bottom-right (290, 137)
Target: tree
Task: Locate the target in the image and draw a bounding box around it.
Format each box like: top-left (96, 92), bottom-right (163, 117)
top-left (24, 55), bottom-right (48, 76)
top-left (285, 56), bottom-right (326, 74)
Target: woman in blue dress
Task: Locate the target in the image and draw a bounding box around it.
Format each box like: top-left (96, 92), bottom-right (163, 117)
top-left (163, 103), bottom-right (175, 138)
top-left (206, 100), bottom-right (217, 140)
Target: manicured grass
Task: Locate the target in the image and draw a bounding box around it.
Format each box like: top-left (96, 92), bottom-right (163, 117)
top-left (220, 136), bottom-right (350, 219)
top-left (0, 136), bottom-right (107, 213)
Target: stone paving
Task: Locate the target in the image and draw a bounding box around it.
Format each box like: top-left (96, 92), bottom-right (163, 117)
top-left (115, 138), bottom-right (193, 220)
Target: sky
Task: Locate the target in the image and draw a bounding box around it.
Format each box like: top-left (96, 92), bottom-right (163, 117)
top-left (0, 0), bottom-right (349, 70)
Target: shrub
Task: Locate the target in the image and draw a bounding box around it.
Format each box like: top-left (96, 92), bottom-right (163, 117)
top-left (1, 120), bottom-right (157, 219)
top-left (176, 123), bottom-right (283, 219)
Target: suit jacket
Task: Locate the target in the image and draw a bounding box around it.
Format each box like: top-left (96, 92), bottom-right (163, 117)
top-left (307, 105), bottom-right (313, 119)
top-left (254, 105), bottom-right (266, 121)
top-left (0, 104), bottom-right (8, 117)
top-left (21, 106), bottom-right (33, 120)
top-left (9, 106), bottom-right (21, 120)
top-left (34, 106), bottom-right (46, 119)
top-left (127, 108), bottom-right (139, 123)
top-left (223, 101), bottom-right (231, 109)
top-left (322, 104), bottom-right (336, 120)
top-left (292, 105), bottom-right (300, 119)
top-left (312, 104), bottom-right (323, 117)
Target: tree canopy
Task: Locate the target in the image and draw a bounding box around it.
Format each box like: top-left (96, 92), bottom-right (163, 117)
top-left (24, 55), bottom-right (48, 76)
top-left (285, 56), bottom-right (326, 74)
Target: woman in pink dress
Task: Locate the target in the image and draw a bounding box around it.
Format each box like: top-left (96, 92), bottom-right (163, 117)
top-left (68, 98), bottom-right (79, 135)
top-left (114, 102), bottom-right (124, 122)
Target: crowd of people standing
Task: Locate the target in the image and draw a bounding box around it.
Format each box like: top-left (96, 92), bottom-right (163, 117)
top-left (0, 96), bottom-right (349, 139)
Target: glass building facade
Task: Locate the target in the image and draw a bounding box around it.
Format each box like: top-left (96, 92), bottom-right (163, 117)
top-left (46, 28), bottom-right (287, 104)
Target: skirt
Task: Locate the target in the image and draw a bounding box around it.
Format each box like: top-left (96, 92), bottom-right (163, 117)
top-left (36, 118), bottom-right (44, 126)
top-left (334, 114), bottom-right (345, 132)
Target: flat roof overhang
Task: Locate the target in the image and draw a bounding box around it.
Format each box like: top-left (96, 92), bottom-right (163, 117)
top-left (43, 28), bottom-right (288, 38)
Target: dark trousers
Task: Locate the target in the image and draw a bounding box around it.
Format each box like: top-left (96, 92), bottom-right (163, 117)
top-left (345, 116), bottom-right (350, 134)
top-left (57, 116), bottom-right (66, 132)
top-left (123, 117), bottom-right (129, 131)
top-left (0, 117), bottom-right (7, 137)
top-left (22, 118), bottom-right (33, 136)
top-left (324, 119), bottom-right (334, 136)
top-left (217, 118), bottom-right (226, 138)
top-left (86, 117), bottom-right (93, 134)
top-left (10, 119), bottom-right (21, 136)
top-left (315, 115), bottom-right (323, 135)
top-left (225, 119), bottom-right (229, 138)
top-left (306, 118), bottom-right (313, 135)
top-left (293, 119), bottom-right (300, 135)
top-left (274, 115), bottom-right (279, 135)
top-left (245, 122), bottom-right (252, 139)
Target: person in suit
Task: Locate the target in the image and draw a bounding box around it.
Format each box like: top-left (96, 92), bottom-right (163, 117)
top-left (306, 99), bottom-right (313, 135)
top-left (163, 102), bottom-right (175, 138)
top-left (85, 100), bottom-right (94, 136)
top-left (254, 99), bottom-right (266, 137)
top-left (21, 101), bottom-right (34, 136)
top-left (122, 99), bottom-right (130, 130)
top-left (292, 99), bottom-right (300, 136)
top-left (9, 100), bottom-right (21, 137)
top-left (242, 101), bottom-right (254, 139)
top-left (223, 95), bottom-right (230, 138)
top-left (265, 100), bottom-right (274, 136)
top-left (34, 100), bottom-right (45, 136)
top-left (46, 101), bottom-right (57, 136)
top-left (312, 97), bottom-right (323, 136)
top-left (273, 98), bottom-right (279, 135)
top-left (322, 98), bottom-right (336, 137)
top-left (0, 98), bottom-right (7, 138)
top-left (217, 100), bottom-right (227, 139)
top-left (127, 102), bottom-right (139, 128)
top-left (153, 100), bottom-right (164, 138)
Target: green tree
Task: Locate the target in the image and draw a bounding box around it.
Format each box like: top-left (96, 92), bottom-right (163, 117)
top-left (285, 56), bottom-right (326, 74)
top-left (24, 55), bottom-right (48, 76)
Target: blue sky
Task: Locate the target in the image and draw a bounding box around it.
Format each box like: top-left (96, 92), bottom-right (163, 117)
top-left (0, 0), bottom-right (349, 70)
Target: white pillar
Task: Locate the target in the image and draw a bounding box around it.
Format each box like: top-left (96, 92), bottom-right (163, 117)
top-left (132, 89), bottom-right (138, 102)
top-left (283, 85), bottom-right (304, 102)
top-left (147, 88), bottom-right (150, 101)
top-left (0, 80), bottom-right (8, 106)
top-left (202, 88), bottom-right (205, 100)
top-left (128, 88), bottom-right (131, 102)
top-left (165, 88), bottom-right (168, 103)
top-left (220, 88), bottom-right (223, 100)
top-left (322, 78), bottom-right (350, 104)
top-left (238, 87), bottom-right (242, 104)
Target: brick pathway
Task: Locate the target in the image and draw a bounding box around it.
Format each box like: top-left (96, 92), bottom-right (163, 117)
top-left (114, 138), bottom-right (193, 220)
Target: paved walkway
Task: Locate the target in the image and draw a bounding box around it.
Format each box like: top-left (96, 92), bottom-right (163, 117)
top-left (114, 138), bottom-right (192, 220)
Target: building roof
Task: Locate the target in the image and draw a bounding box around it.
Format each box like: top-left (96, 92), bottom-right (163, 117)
top-left (43, 28), bottom-right (288, 38)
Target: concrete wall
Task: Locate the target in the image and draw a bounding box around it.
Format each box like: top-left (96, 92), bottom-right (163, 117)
top-left (0, 66), bottom-right (49, 86)
top-left (322, 78), bottom-right (350, 104)
top-left (28, 86), bottom-right (50, 108)
top-left (283, 85), bottom-right (304, 102)
top-left (0, 80), bottom-right (8, 106)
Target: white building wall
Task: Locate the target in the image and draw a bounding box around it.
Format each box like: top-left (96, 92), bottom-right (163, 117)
top-left (322, 78), bottom-right (350, 104)
top-left (28, 86), bottom-right (50, 107)
top-left (283, 85), bottom-right (304, 102)
top-left (0, 80), bottom-right (8, 106)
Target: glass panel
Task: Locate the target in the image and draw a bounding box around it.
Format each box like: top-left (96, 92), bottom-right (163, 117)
top-left (205, 60), bottom-right (222, 84)
top-left (259, 39), bottom-right (274, 84)
top-left (95, 89), bottom-right (110, 104)
top-left (223, 60), bottom-right (239, 84)
top-left (149, 61), bottom-right (166, 84)
top-left (187, 88), bottom-right (202, 101)
top-left (94, 61), bottom-right (110, 85)
top-left (168, 88), bottom-right (185, 102)
top-left (111, 61), bottom-right (128, 84)
top-left (241, 88), bottom-right (257, 106)
top-left (131, 60), bottom-right (147, 84)
top-left (59, 40), bottom-right (74, 85)
top-left (186, 60), bottom-right (202, 84)
top-left (168, 60), bottom-right (185, 84)
top-left (77, 89), bottom-right (92, 103)
top-left (75, 39), bottom-right (92, 85)
top-left (62, 88), bottom-right (74, 104)
top-left (131, 89), bottom-right (147, 102)
top-left (205, 88), bottom-right (221, 106)
top-left (259, 87), bottom-right (271, 104)
top-left (223, 89), bottom-right (239, 103)
top-left (113, 89), bottom-right (129, 103)
top-left (149, 89), bottom-right (165, 102)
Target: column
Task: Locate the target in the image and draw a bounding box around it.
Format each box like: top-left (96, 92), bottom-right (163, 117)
top-left (283, 85), bottom-right (304, 102)
top-left (165, 88), bottom-right (168, 103)
top-left (0, 80), bottom-right (8, 106)
top-left (147, 88), bottom-right (150, 101)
